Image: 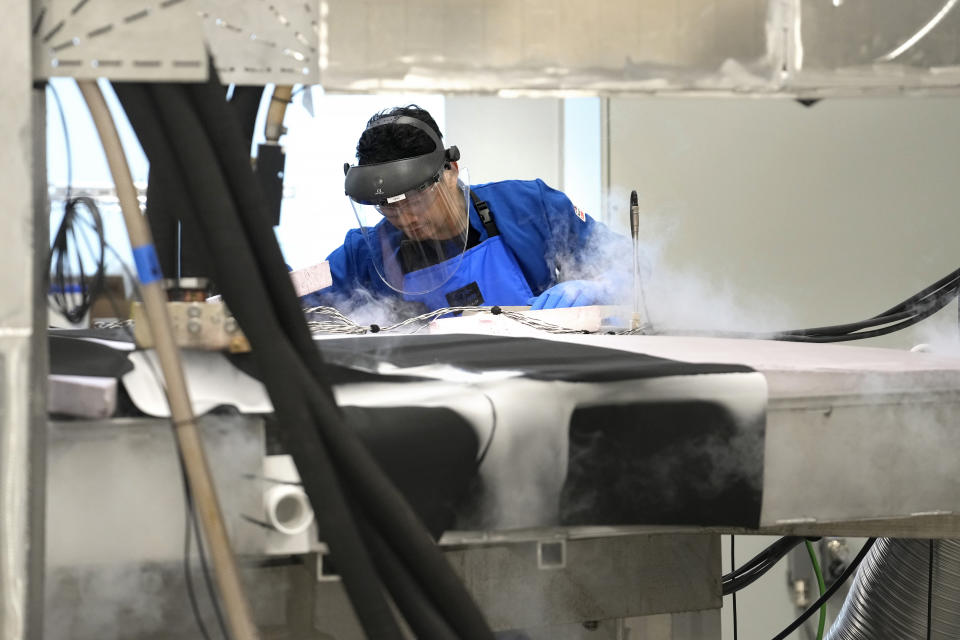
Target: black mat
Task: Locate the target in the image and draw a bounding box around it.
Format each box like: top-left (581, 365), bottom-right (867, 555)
top-left (313, 333), bottom-right (754, 382)
top-left (49, 334), bottom-right (134, 378)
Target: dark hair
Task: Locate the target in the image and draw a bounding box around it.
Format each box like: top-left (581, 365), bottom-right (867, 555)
top-left (356, 105), bottom-right (443, 165)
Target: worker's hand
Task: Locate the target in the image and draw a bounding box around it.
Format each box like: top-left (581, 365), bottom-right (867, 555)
top-left (528, 280), bottom-right (604, 310)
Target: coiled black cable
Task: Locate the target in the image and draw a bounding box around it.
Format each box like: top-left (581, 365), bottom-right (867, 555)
top-left (48, 195), bottom-right (107, 326)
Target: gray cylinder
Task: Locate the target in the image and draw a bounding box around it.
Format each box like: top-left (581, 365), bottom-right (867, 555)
top-left (827, 538), bottom-right (960, 640)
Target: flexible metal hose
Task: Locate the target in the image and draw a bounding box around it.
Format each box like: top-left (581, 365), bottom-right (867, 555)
top-left (827, 538), bottom-right (960, 640)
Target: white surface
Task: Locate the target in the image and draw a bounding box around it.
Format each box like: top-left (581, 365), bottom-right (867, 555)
top-left (430, 305), bottom-right (622, 335)
top-left (289, 260), bottom-right (332, 296)
top-left (122, 350), bottom-right (273, 416)
top-left (47, 374), bottom-right (117, 419)
top-left (256, 455), bottom-right (321, 556)
top-left (607, 96), bottom-right (960, 354)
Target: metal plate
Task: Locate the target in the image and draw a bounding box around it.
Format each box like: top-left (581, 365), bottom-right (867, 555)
top-left (318, 0), bottom-right (777, 94)
top-left (790, 0), bottom-right (960, 95)
top-left (32, 0), bottom-right (207, 81)
top-left (312, 533), bottom-right (720, 634)
top-left (202, 0), bottom-right (320, 85)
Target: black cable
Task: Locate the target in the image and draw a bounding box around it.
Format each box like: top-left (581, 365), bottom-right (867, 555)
top-left (770, 538), bottom-right (877, 640)
top-left (185, 69), bottom-right (494, 640)
top-left (189, 487), bottom-right (230, 640)
top-left (875, 268), bottom-right (960, 318)
top-left (69, 229), bottom-right (224, 640)
top-left (648, 268), bottom-right (960, 344)
top-left (360, 520), bottom-right (459, 640)
top-left (114, 60), bottom-right (495, 639)
top-left (113, 79), bottom-right (406, 640)
top-left (47, 80), bottom-right (72, 203)
top-left (156, 368), bottom-right (230, 640)
top-left (475, 391), bottom-right (498, 467)
top-left (722, 536), bottom-right (806, 596)
top-left (731, 535), bottom-right (738, 640)
top-left (774, 289), bottom-right (956, 343)
top-left (183, 476), bottom-right (218, 640)
top-left (48, 196), bottom-right (107, 325)
top-left (774, 275), bottom-right (960, 341)
top-left (928, 539), bottom-right (934, 640)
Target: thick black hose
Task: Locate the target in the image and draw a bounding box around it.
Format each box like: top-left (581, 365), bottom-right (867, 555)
top-left (112, 81), bottom-right (404, 640)
top-left (115, 72), bottom-right (494, 639)
top-left (361, 521), bottom-right (460, 640)
top-left (184, 74), bottom-right (327, 383)
top-left (182, 69), bottom-right (494, 640)
top-left (303, 386), bottom-right (494, 640)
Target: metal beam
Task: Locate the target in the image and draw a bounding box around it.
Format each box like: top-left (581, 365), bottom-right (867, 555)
top-left (1, 1), bottom-right (47, 638)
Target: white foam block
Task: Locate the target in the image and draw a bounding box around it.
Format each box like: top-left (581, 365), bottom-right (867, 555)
top-left (289, 261), bottom-right (333, 296)
top-left (48, 374), bottom-right (117, 418)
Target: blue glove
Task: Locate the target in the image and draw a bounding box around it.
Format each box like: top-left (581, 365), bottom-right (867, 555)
top-left (528, 280), bottom-right (604, 310)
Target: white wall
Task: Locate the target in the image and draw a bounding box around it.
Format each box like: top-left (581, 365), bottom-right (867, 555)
top-left (608, 96), bottom-right (960, 351)
top-left (445, 95), bottom-right (604, 222)
top-left (445, 96), bottom-right (562, 188)
top-left (608, 95), bottom-right (960, 640)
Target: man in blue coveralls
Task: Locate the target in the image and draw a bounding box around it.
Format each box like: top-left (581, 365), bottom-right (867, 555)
top-left (307, 105), bottom-right (630, 313)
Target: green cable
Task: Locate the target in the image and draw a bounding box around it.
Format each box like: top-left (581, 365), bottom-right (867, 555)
top-left (805, 540), bottom-right (827, 640)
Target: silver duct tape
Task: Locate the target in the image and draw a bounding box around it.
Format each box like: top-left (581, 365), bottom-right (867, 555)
top-left (827, 538), bottom-right (960, 639)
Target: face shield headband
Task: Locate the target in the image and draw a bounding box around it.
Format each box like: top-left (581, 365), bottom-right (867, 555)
top-left (343, 115), bottom-right (461, 205)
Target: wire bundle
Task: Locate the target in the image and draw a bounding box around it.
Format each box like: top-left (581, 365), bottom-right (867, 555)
top-left (773, 267), bottom-right (960, 343)
top-left (303, 304), bottom-right (591, 336)
top-left (48, 196), bottom-right (107, 325)
top-left (112, 61), bottom-right (494, 640)
top-left (628, 267), bottom-right (960, 343)
top-left (722, 536), bottom-right (807, 596)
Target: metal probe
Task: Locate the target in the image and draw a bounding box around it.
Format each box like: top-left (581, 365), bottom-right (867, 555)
top-left (630, 190), bottom-right (649, 330)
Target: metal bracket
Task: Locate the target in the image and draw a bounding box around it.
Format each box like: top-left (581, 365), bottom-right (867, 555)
top-left (201, 0), bottom-right (319, 86)
top-left (32, 0), bottom-right (207, 81)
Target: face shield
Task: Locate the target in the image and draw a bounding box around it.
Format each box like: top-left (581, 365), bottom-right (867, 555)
top-left (344, 116), bottom-right (470, 296)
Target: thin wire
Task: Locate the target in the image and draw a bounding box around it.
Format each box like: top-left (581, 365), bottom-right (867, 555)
top-left (928, 539), bottom-right (934, 640)
top-left (474, 391), bottom-right (498, 467)
top-left (731, 535), bottom-right (738, 640)
top-left (805, 540), bottom-right (826, 640)
top-left (183, 477), bottom-right (217, 640)
top-left (80, 219), bottom-right (230, 639)
top-left (771, 538), bottom-right (877, 640)
top-left (47, 80), bottom-right (73, 203)
top-left (190, 485), bottom-right (231, 640)
top-left (304, 304), bottom-right (593, 336)
top-left (162, 374), bottom-right (231, 640)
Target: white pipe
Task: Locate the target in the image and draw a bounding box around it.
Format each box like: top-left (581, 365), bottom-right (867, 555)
top-left (264, 484), bottom-right (314, 536)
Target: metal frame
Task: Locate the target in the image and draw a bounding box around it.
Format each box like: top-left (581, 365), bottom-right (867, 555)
top-left (31, 0), bottom-right (207, 82)
top-left (1, 3), bottom-right (47, 638)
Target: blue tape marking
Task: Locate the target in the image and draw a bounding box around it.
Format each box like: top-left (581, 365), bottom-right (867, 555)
top-left (132, 244), bottom-right (163, 284)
